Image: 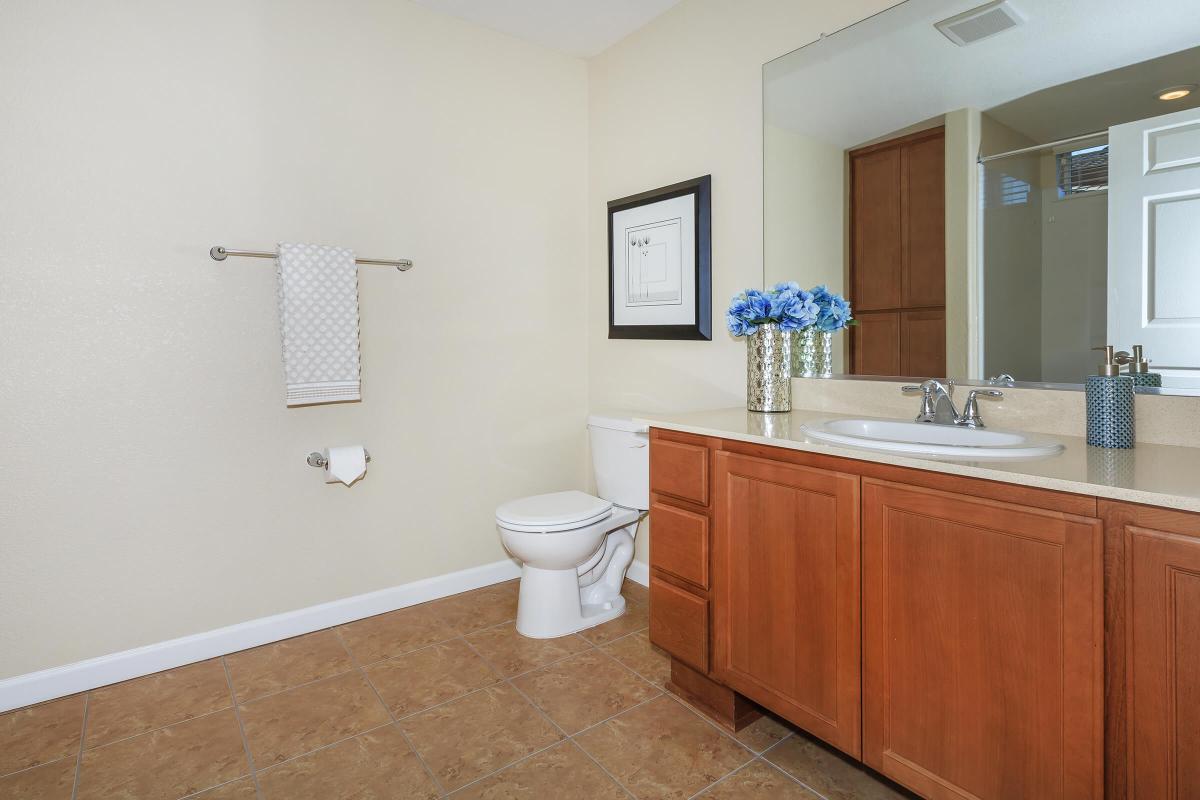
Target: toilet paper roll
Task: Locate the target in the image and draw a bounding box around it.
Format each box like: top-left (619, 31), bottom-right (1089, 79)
top-left (323, 445), bottom-right (367, 486)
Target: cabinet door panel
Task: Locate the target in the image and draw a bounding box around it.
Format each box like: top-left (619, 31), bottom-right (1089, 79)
top-left (853, 147), bottom-right (903, 311)
top-left (853, 311), bottom-right (901, 376)
top-left (902, 132), bottom-right (946, 309)
top-left (900, 308), bottom-right (946, 378)
top-left (1126, 525), bottom-right (1200, 799)
top-left (863, 480), bottom-right (1102, 800)
top-left (712, 451), bottom-right (861, 755)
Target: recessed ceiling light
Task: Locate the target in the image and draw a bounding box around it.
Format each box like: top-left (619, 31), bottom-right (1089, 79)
top-left (1157, 85), bottom-right (1197, 101)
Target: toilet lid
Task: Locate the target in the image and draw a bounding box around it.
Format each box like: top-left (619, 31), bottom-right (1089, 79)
top-left (496, 491), bottom-right (613, 532)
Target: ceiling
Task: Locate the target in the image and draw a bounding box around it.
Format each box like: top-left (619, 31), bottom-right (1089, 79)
top-left (764, 0), bottom-right (1200, 149)
top-left (411, 0), bottom-right (684, 58)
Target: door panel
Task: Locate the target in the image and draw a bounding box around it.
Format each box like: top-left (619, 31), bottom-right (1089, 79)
top-left (853, 311), bottom-right (901, 376)
top-left (1109, 108), bottom-right (1200, 382)
top-left (1125, 523), bottom-right (1200, 799)
top-left (863, 480), bottom-right (1102, 800)
top-left (853, 147), bottom-right (903, 311)
top-left (712, 451), bottom-right (861, 755)
top-left (901, 309), bottom-right (946, 377)
top-left (902, 132), bottom-right (946, 309)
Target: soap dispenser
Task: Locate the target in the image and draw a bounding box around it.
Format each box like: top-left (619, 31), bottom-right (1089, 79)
top-left (1087, 345), bottom-right (1135, 449)
top-left (1116, 345), bottom-right (1163, 388)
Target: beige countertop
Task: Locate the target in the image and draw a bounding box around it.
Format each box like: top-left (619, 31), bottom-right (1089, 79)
top-left (635, 406), bottom-right (1200, 514)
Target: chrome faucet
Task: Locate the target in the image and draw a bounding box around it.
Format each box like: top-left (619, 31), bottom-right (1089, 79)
top-left (902, 380), bottom-right (1003, 428)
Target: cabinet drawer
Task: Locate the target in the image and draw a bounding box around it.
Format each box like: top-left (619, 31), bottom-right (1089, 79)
top-left (650, 502), bottom-right (709, 589)
top-left (651, 439), bottom-right (708, 506)
top-left (649, 575), bottom-right (708, 673)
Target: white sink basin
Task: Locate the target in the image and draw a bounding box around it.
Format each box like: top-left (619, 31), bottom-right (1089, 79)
top-left (799, 417), bottom-right (1064, 460)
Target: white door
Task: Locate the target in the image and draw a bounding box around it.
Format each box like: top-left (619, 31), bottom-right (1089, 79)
top-left (1109, 106), bottom-right (1200, 385)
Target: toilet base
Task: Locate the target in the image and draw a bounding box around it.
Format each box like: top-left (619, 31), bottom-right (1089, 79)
top-left (514, 564), bottom-right (629, 639)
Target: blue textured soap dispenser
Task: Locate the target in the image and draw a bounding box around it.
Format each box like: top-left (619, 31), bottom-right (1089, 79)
top-left (1120, 345), bottom-right (1163, 388)
top-left (1086, 345), bottom-right (1135, 449)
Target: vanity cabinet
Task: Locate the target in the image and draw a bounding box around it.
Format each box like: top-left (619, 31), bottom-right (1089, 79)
top-left (647, 431), bottom-right (1134, 800)
top-left (1103, 501), bottom-right (1200, 800)
top-left (710, 451), bottom-right (862, 755)
top-left (863, 479), bottom-right (1103, 799)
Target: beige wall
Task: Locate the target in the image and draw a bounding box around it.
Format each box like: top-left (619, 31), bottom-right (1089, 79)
top-left (763, 124), bottom-right (848, 373)
top-left (0, 0), bottom-right (588, 679)
top-left (587, 0), bottom-right (896, 562)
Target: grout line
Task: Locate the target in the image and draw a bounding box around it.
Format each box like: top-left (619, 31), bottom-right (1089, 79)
top-left (176, 774), bottom-right (257, 800)
top-left (349, 635), bottom-right (447, 797)
top-left (247, 721), bottom-right (395, 776)
top-left (754, 754), bottom-right (835, 800)
top-left (69, 693), bottom-right (89, 800)
top-left (80, 705), bottom-right (234, 753)
top-left (221, 657), bottom-right (265, 800)
top-left (440, 738), bottom-right (567, 798)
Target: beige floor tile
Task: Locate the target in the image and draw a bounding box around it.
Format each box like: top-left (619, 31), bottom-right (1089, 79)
top-left (338, 604), bottom-right (458, 665)
top-left (466, 623), bottom-right (590, 678)
top-left (433, 583), bottom-right (520, 635)
top-left (85, 659), bottom-right (231, 748)
top-left (190, 777), bottom-right (259, 798)
top-left (257, 724), bottom-right (439, 799)
top-left (765, 734), bottom-right (908, 800)
top-left (226, 630), bottom-right (355, 702)
top-left (238, 671), bottom-right (390, 766)
top-left (512, 650), bottom-right (659, 734)
top-left (451, 741), bottom-right (626, 799)
top-left (601, 629), bottom-right (671, 686)
top-left (698, 760), bottom-right (821, 799)
top-left (734, 713), bottom-right (796, 754)
top-left (0, 756), bottom-right (77, 799)
top-left (76, 710), bottom-right (247, 800)
top-left (576, 695), bottom-right (752, 800)
top-left (577, 599), bottom-right (649, 645)
top-left (366, 639), bottom-right (499, 717)
top-left (401, 683), bottom-right (561, 791)
top-left (0, 695), bottom-right (84, 776)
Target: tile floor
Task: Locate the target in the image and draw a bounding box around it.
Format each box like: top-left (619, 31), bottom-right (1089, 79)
top-left (0, 580), bottom-right (911, 799)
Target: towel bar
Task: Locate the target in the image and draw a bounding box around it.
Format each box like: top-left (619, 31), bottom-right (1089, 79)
top-left (210, 246), bottom-right (413, 271)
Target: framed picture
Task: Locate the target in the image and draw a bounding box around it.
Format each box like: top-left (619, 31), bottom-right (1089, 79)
top-left (607, 175), bottom-right (711, 340)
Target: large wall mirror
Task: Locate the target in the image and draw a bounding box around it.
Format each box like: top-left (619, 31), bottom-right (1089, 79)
top-left (764, 0), bottom-right (1200, 393)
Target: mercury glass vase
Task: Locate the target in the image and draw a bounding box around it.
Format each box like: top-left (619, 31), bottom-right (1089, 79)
top-left (817, 330), bottom-right (835, 378)
top-left (747, 322), bottom-right (792, 412)
top-left (797, 327), bottom-right (818, 378)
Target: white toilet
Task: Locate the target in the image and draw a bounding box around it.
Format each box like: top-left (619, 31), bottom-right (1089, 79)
top-left (496, 414), bottom-right (649, 639)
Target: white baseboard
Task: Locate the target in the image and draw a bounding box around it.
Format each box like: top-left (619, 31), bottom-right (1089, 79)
top-left (0, 558), bottom-right (521, 713)
top-left (627, 559), bottom-right (649, 587)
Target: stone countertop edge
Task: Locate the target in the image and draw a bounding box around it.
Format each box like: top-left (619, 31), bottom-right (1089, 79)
top-left (634, 407), bottom-right (1200, 515)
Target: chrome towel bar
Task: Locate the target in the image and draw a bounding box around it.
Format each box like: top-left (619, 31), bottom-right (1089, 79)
top-left (210, 246), bottom-right (413, 271)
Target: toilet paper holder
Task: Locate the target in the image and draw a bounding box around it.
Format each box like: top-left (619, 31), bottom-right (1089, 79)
top-left (307, 449), bottom-right (372, 469)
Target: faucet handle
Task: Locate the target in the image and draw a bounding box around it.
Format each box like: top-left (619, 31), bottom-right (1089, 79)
top-left (960, 389), bottom-right (1003, 429)
top-left (902, 383), bottom-right (937, 422)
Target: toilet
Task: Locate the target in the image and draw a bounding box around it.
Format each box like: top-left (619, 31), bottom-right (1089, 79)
top-left (496, 414), bottom-right (649, 638)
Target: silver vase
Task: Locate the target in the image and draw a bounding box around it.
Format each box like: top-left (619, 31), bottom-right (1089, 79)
top-left (818, 330), bottom-right (834, 378)
top-left (797, 327), bottom-right (818, 378)
top-left (747, 322), bottom-right (792, 412)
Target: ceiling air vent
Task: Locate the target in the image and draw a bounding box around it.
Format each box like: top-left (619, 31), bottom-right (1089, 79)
top-left (935, 0), bottom-right (1024, 47)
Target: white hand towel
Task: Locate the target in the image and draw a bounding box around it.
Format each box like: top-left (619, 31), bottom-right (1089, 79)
top-left (275, 242), bottom-right (361, 406)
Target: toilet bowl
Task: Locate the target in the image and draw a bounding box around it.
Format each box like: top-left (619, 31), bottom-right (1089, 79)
top-left (496, 415), bottom-right (648, 639)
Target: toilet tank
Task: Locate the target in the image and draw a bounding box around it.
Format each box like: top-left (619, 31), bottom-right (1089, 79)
top-left (587, 414), bottom-right (650, 510)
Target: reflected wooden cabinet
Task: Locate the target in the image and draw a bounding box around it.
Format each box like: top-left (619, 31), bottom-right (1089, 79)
top-left (710, 452), bottom-right (862, 756)
top-left (862, 479), bottom-right (1103, 799)
top-left (1103, 501), bottom-right (1200, 800)
top-left (850, 127), bottom-right (946, 377)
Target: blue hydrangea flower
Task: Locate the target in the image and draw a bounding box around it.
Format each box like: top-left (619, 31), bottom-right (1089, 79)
top-left (811, 285), bottom-right (853, 332)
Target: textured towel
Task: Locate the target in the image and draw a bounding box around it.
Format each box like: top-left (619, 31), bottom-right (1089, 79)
top-left (275, 242), bottom-right (361, 406)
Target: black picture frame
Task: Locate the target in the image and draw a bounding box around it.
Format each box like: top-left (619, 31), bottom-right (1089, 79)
top-left (607, 175), bottom-right (712, 340)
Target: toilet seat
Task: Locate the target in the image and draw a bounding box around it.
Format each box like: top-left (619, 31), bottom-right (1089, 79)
top-left (495, 490), bottom-right (613, 533)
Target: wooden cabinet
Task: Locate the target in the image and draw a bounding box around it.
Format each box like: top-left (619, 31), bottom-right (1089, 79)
top-left (862, 479), bottom-right (1103, 799)
top-left (850, 127), bottom-right (946, 377)
top-left (710, 451), bottom-right (862, 755)
top-left (1103, 501), bottom-right (1200, 800)
top-left (647, 431), bottom-right (1197, 800)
